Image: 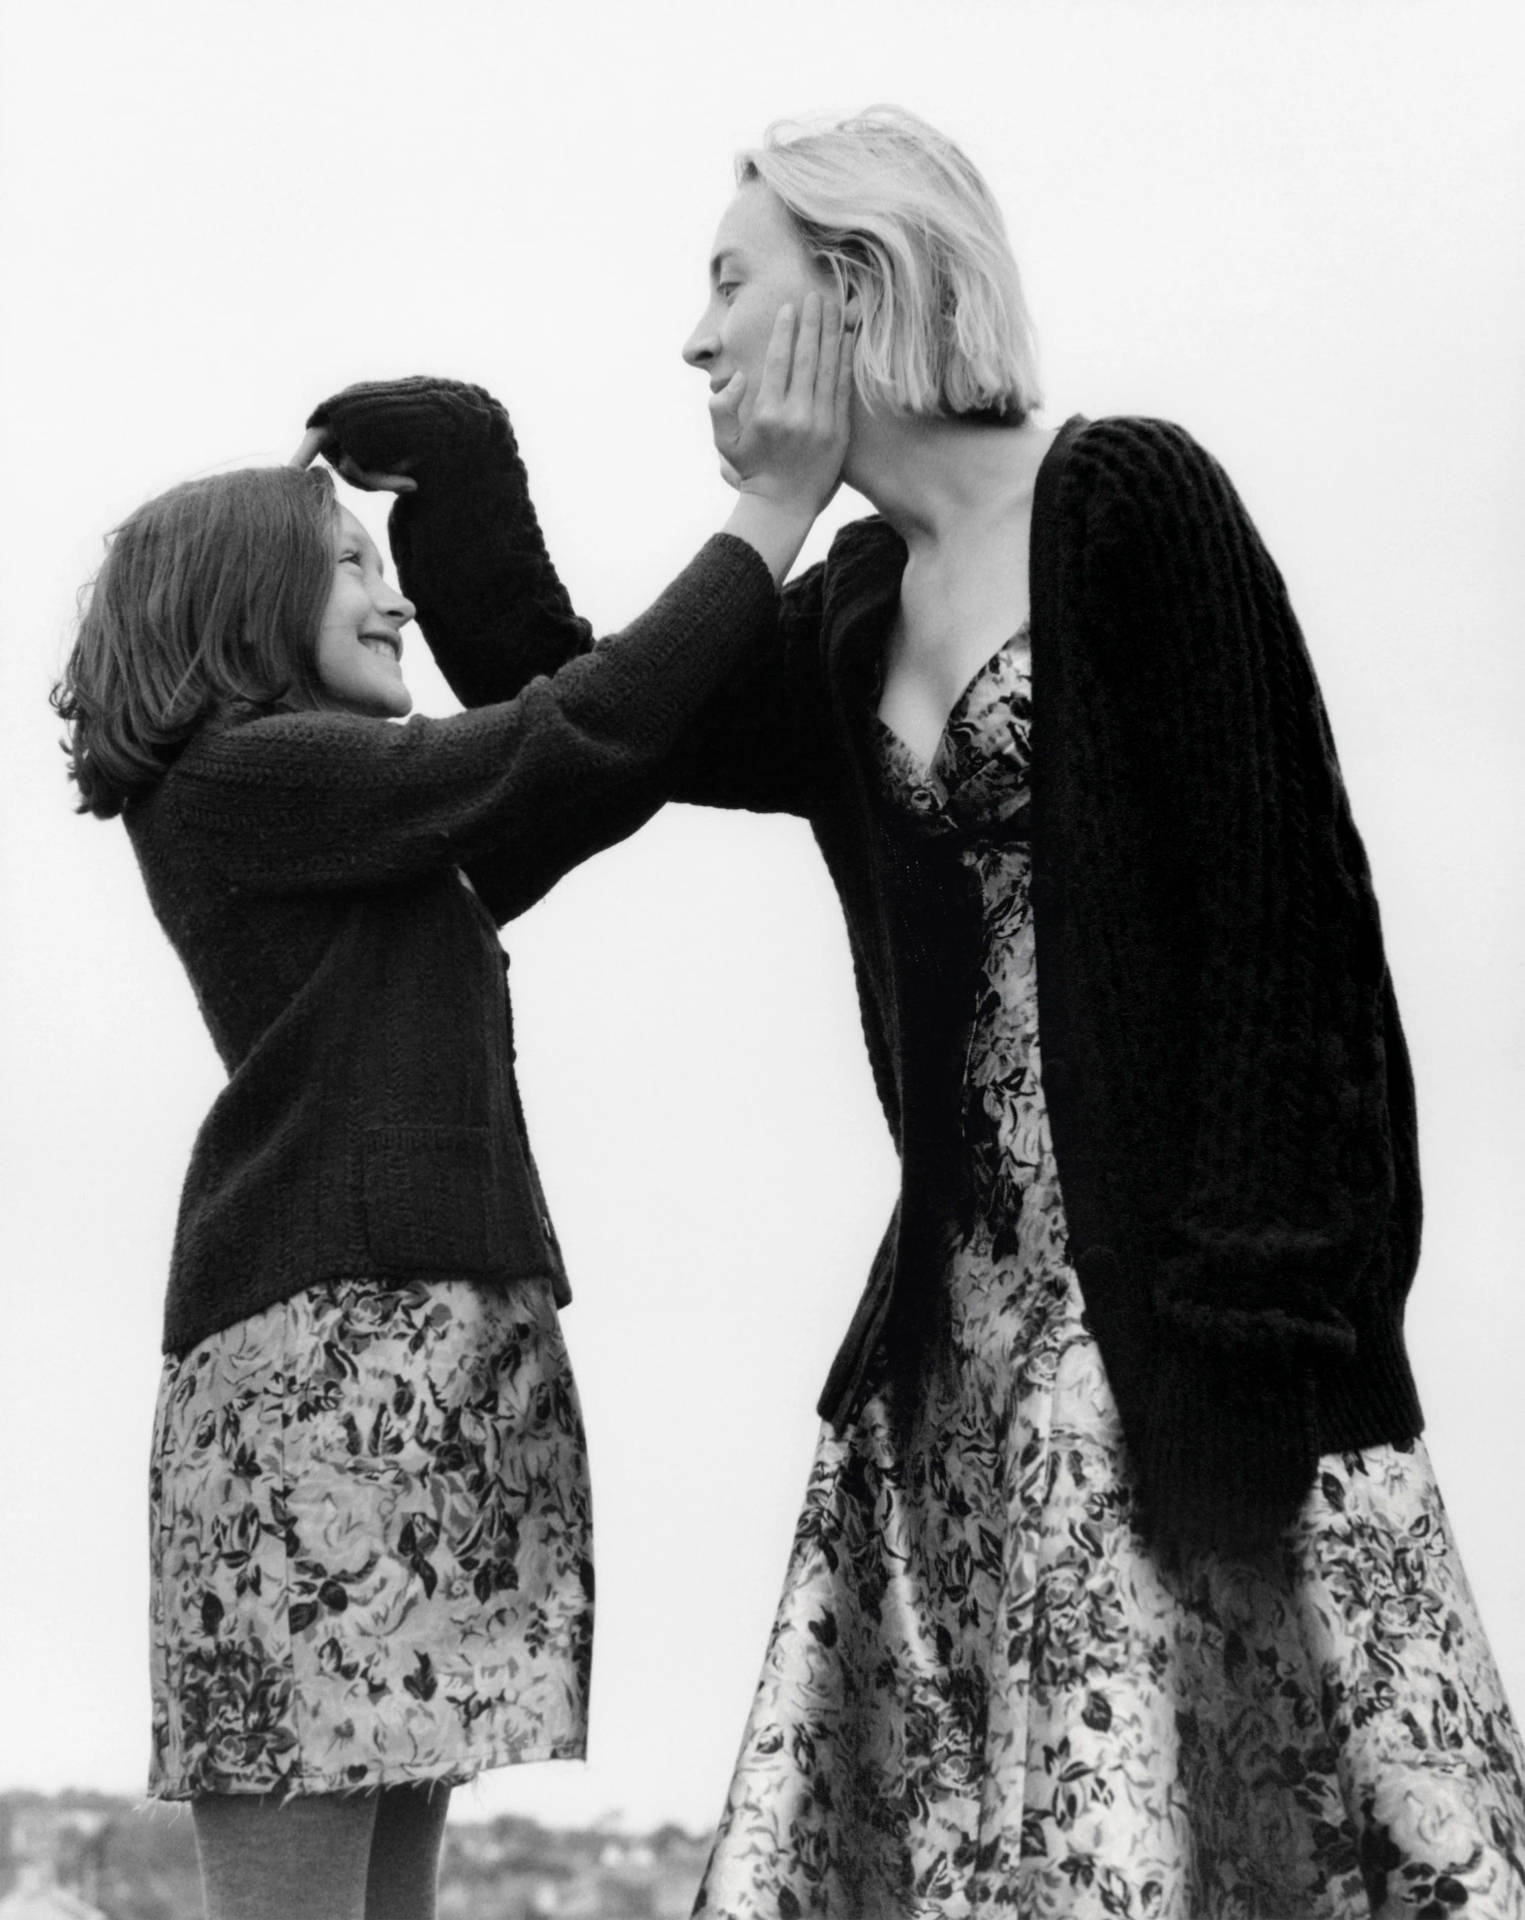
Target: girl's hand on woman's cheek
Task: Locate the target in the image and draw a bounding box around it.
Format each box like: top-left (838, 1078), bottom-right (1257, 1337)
top-left (710, 292), bottom-right (855, 517)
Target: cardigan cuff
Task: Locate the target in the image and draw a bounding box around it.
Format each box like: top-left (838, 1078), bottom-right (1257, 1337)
top-left (1138, 1339), bottom-right (1318, 1556)
top-left (306, 375), bottom-right (511, 476)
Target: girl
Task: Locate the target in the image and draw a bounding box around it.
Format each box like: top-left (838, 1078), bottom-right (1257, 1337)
top-left (309, 110), bottom-right (1525, 1918)
top-left (51, 300), bottom-right (851, 1920)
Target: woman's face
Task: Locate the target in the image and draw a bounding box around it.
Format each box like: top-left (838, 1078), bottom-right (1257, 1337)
top-left (314, 507), bottom-right (415, 718)
top-left (682, 180), bottom-right (837, 398)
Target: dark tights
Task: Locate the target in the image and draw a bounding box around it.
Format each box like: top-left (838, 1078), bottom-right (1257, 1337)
top-left (192, 1783), bottom-right (452, 1920)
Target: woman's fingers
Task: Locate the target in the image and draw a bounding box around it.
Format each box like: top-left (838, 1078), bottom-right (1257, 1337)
top-left (288, 427), bottom-right (328, 470)
top-left (334, 452), bottom-right (418, 494)
top-left (286, 426), bottom-right (416, 492)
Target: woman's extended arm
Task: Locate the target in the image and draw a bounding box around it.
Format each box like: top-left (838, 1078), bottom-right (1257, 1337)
top-left (304, 376), bottom-right (597, 708)
top-left (191, 311), bottom-right (849, 918)
top-left (303, 330), bottom-right (846, 823)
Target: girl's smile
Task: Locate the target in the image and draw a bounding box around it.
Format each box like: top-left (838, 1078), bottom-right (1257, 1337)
top-left (315, 506), bottom-right (416, 718)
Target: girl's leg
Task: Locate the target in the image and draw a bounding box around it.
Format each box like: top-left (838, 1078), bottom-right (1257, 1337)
top-left (364, 1784), bottom-right (453, 1920)
top-left (192, 1792), bottom-right (377, 1920)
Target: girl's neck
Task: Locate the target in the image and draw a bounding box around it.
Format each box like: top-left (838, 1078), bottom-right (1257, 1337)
top-left (842, 406), bottom-right (1051, 554)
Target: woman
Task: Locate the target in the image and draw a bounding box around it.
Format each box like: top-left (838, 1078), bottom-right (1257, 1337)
top-left (307, 110), bottom-right (1525, 1919)
top-left (52, 306), bottom-right (850, 1920)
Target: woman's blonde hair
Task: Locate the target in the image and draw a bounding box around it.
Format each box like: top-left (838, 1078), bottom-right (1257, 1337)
top-left (738, 105), bottom-right (1042, 422)
top-left (52, 465), bottom-right (338, 818)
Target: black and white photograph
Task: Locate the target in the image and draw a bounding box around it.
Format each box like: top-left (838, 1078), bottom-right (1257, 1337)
top-left (2, 2), bottom-right (1522, 1915)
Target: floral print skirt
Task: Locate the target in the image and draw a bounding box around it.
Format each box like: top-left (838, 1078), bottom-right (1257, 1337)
top-left (148, 1275), bottom-right (592, 1800)
top-left (696, 632), bottom-right (1525, 1915)
top-left (694, 1227), bottom-right (1525, 1918)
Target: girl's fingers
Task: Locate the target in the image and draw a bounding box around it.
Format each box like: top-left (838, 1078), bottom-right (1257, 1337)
top-left (834, 316), bottom-right (857, 433)
top-left (815, 296), bottom-right (844, 390)
top-left (707, 369), bottom-right (747, 443)
top-left (810, 297), bottom-right (851, 425)
top-left (791, 291), bottom-right (823, 402)
top-left (758, 302), bottom-right (796, 408)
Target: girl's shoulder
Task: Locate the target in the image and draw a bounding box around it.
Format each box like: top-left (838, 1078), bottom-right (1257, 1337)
top-left (174, 706), bottom-right (379, 774)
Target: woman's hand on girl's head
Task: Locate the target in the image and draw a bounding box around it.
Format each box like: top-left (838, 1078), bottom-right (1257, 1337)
top-left (296, 376), bottom-right (516, 497)
top-left (289, 427), bottom-right (329, 472)
top-left (710, 292), bottom-right (854, 519)
top-left (288, 424), bottom-right (418, 496)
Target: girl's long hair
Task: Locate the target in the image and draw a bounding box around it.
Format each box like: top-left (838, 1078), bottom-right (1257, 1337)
top-left (52, 464), bottom-right (338, 818)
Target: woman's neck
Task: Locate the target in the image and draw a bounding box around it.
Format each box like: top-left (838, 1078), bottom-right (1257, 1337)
top-left (842, 406), bottom-right (1051, 553)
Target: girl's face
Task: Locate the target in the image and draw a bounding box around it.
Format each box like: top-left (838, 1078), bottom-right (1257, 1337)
top-left (314, 508), bottom-right (415, 719)
top-left (682, 181), bottom-right (838, 397)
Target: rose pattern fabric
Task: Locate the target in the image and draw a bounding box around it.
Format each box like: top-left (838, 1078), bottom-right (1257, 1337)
top-left (695, 634), bottom-right (1525, 1917)
top-left (149, 1275), bottom-right (592, 1798)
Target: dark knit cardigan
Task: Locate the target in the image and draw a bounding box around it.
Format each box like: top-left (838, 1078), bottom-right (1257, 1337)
top-left (127, 495), bottom-right (780, 1356)
top-left (318, 382), bottom-right (1425, 1553)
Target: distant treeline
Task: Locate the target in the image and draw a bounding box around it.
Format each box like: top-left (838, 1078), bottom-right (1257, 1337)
top-left (1, 1790), bottom-right (710, 1920)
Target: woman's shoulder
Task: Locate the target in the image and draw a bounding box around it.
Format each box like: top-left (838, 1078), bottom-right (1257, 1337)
top-left (773, 514), bottom-right (903, 641)
top-left (820, 513), bottom-right (906, 597)
top-left (1049, 414), bottom-right (1262, 574)
top-left (1062, 413), bottom-right (1234, 503)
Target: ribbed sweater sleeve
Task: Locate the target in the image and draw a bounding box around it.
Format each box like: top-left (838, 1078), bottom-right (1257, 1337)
top-left (307, 376), bottom-right (596, 705)
top-left (663, 558), bottom-right (833, 819)
top-left (169, 534), bottom-right (777, 922)
top-left (308, 375), bottom-right (828, 820)
top-left (1070, 418), bottom-right (1397, 1544)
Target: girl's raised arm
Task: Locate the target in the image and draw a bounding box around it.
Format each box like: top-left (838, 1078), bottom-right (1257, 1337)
top-left (167, 305), bottom-right (853, 919)
top-left (300, 296), bottom-right (851, 714)
top-left (168, 531), bottom-right (776, 923)
top-left (297, 301), bottom-right (853, 818)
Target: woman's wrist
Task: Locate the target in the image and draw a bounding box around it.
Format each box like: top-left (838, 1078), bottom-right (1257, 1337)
top-left (721, 493), bottom-right (816, 586)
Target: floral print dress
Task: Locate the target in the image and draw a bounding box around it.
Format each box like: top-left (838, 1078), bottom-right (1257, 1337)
top-left (148, 1274), bottom-right (592, 1799)
top-left (694, 632), bottom-right (1525, 1919)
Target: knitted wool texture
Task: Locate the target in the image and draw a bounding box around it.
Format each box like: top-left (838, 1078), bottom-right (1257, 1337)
top-left (127, 387), bottom-right (779, 1353)
top-left (331, 381), bottom-right (1423, 1553)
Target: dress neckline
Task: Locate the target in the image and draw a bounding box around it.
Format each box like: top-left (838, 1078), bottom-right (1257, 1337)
top-left (874, 621), bottom-right (1031, 777)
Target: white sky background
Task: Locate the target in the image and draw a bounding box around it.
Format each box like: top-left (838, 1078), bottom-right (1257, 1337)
top-left (2, 0), bottom-right (1522, 1839)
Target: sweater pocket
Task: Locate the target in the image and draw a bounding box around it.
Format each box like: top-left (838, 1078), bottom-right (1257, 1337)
top-left (361, 1124), bottom-right (512, 1275)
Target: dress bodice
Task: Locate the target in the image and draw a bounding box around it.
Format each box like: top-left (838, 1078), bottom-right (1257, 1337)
top-left (871, 624), bottom-right (1046, 1240)
top-left (872, 622), bottom-right (1032, 843)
